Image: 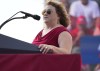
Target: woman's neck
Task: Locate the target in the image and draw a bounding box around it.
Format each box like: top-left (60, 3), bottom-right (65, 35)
top-left (42, 23), bottom-right (62, 37)
top-left (44, 22), bottom-right (61, 30)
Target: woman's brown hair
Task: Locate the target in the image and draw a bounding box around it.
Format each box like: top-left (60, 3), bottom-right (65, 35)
top-left (45, 0), bottom-right (70, 27)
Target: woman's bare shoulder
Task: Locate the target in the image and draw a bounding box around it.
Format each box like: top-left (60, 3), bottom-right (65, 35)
top-left (59, 31), bottom-right (72, 39)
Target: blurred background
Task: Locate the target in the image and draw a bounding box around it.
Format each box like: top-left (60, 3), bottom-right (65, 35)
top-left (57, 0), bottom-right (100, 71)
top-left (0, 0), bottom-right (44, 43)
top-left (0, 0), bottom-right (100, 71)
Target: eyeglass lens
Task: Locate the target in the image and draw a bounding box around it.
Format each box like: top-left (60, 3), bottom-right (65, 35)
top-left (42, 9), bottom-right (51, 15)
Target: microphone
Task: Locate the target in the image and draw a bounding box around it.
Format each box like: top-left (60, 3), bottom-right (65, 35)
top-left (20, 11), bottom-right (40, 20)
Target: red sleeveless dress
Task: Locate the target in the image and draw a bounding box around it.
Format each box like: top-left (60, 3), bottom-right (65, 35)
top-left (32, 26), bottom-right (70, 47)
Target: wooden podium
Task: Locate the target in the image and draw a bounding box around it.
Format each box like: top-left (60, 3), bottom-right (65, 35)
top-left (0, 34), bottom-right (41, 54)
top-left (0, 34), bottom-right (81, 71)
top-left (0, 54), bottom-right (81, 71)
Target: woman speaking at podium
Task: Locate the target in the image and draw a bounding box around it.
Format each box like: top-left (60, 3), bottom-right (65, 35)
top-left (32, 0), bottom-right (72, 54)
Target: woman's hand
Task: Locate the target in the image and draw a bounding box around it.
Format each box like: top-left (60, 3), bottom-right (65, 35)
top-left (39, 44), bottom-right (53, 54)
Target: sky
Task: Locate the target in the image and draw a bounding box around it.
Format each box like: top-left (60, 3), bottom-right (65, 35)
top-left (0, 0), bottom-right (44, 43)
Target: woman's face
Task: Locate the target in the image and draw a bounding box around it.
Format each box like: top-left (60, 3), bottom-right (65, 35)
top-left (42, 5), bottom-right (59, 24)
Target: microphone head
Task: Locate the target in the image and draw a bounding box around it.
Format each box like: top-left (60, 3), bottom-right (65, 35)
top-left (20, 11), bottom-right (40, 20)
top-left (33, 15), bottom-right (40, 20)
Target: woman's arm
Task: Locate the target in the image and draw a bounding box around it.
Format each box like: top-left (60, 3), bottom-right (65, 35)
top-left (39, 31), bottom-right (72, 54)
top-left (55, 31), bottom-right (72, 54)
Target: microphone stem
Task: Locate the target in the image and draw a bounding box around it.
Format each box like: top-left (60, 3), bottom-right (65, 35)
top-left (0, 16), bottom-right (27, 30)
top-left (8, 11), bottom-right (21, 20)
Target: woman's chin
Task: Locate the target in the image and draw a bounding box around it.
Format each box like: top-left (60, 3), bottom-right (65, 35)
top-left (44, 20), bottom-right (49, 23)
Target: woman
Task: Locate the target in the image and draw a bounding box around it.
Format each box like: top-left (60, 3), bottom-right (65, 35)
top-left (32, 0), bottom-right (72, 54)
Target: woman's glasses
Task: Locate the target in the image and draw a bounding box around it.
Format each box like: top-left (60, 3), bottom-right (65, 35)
top-left (42, 9), bottom-right (52, 15)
